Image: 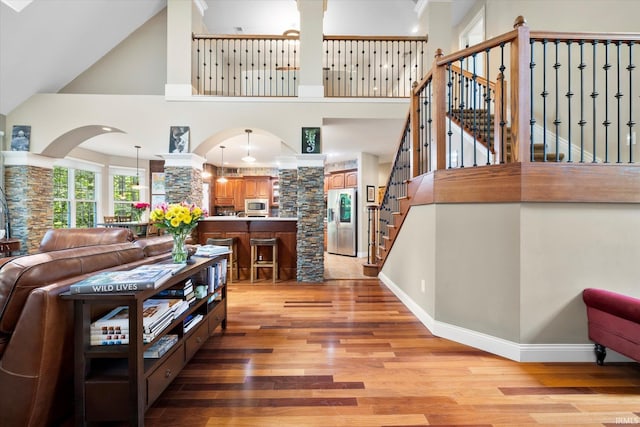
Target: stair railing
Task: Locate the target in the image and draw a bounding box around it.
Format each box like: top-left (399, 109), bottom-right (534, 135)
top-left (371, 16), bottom-right (640, 270)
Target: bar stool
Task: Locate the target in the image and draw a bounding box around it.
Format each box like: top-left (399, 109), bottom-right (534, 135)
top-left (250, 237), bottom-right (278, 283)
top-left (206, 237), bottom-right (238, 284)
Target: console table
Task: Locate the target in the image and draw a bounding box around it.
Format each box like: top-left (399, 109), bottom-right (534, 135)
top-left (62, 254), bottom-right (228, 426)
top-left (0, 238), bottom-right (20, 257)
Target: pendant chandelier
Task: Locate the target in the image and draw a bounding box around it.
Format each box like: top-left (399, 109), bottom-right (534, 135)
top-left (131, 145), bottom-right (147, 190)
top-left (217, 145), bottom-right (228, 183)
top-left (242, 129), bottom-right (256, 163)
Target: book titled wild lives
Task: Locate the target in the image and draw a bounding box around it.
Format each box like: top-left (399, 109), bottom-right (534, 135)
top-left (69, 264), bottom-right (182, 294)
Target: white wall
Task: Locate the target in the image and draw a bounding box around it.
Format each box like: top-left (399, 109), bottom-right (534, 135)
top-left (381, 199), bottom-right (640, 362)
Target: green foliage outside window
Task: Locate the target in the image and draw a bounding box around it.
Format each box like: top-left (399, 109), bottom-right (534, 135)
top-left (113, 175), bottom-right (140, 217)
top-left (53, 166), bottom-right (97, 228)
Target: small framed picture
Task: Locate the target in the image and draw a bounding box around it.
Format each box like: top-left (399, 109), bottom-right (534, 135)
top-left (151, 172), bottom-right (165, 195)
top-left (366, 185), bottom-right (376, 203)
top-left (169, 126), bottom-right (190, 153)
top-left (10, 125), bottom-right (30, 151)
top-left (301, 127), bottom-right (321, 154)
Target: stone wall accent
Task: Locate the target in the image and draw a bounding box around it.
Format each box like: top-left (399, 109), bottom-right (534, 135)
top-left (278, 169), bottom-right (297, 218)
top-left (296, 166), bottom-right (324, 282)
top-left (164, 166), bottom-right (203, 206)
top-left (164, 166), bottom-right (203, 242)
top-left (5, 165), bottom-right (53, 254)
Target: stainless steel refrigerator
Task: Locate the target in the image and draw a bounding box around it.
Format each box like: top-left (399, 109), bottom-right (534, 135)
top-left (326, 188), bottom-right (357, 256)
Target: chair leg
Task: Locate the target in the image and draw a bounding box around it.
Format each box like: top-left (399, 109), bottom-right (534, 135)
top-left (250, 245), bottom-right (255, 283)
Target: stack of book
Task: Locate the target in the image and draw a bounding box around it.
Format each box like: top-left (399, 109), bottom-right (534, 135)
top-left (183, 313), bottom-right (203, 333)
top-left (144, 334), bottom-right (178, 358)
top-left (208, 259), bottom-right (228, 293)
top-left (90, 297), bottom-right (187, 345)
top-left (70, 263), bottom-right (185, 294)
top-left (194, 245), bottom-right (230, 258)
top-left (154, 278), bottom-right (195, 305)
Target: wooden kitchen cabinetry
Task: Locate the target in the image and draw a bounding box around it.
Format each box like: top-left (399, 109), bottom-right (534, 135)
top-left (326, 169), bottom-right (357, 190)
top-left (244, 176), bottom-right (271, 199)
top-left (215, 178), bottom-right (244, 210)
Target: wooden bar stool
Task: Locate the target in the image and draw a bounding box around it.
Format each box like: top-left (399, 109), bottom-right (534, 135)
top-left (250, 237), bottom-right (278, 283)
top-left (206, 237), bottom-right (238, 284)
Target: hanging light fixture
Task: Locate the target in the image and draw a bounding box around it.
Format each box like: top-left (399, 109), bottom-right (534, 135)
top-left (217, 145), bottom-right (228, 183)
top-left (131, 145), bottom-right (147, 190)
top-left (242, 129), bottom-right (256, 163)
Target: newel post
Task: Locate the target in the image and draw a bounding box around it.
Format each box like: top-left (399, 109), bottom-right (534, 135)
top-left (431, 48), bottom-right (447, 171)
top-left (510, 15), bottom-right (531, 163)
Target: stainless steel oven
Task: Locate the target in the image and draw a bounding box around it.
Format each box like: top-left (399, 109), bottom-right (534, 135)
top-left (244, 198), bottom-right (269, 217)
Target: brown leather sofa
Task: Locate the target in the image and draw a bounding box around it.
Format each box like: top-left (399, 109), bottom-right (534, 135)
top-left (0, 228), bottom-right (173, 427)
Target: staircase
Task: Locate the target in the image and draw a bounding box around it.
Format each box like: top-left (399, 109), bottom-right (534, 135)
top-left (449, 108), bottom-right (565, 163)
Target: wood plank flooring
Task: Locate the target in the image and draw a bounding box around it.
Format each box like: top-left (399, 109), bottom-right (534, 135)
top-left (146, 279), bottom-right (640, 426)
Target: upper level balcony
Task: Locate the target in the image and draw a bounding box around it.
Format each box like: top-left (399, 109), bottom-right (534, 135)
top-left (192, 33), bottom-right (428, 98)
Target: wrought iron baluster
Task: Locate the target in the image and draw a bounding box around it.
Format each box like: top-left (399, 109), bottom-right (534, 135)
top-left (553, 40), bottom-right (561, 162)
top-left (603, 40), bottom-right (611, 163)
top-left (472, 52), bottom-right (478, 167)
top-left (542, 39), bottom-right (548, 162)
top-left (591, 40), bottom-right (599, 162)
top-left (627, 41), bottom-right (635, 163)
top-left (447, 64), bottom-right (453, 169)
top-left (616, 41), bottom-right (622, 163)
top-left (579, 40), bottom-right (586, 162)
top-left (566, 41), bottom-right (573, 162)
top-left (499, 43), bottom-right (506, 164)
top-left (530, 40), bottom-right (536, 162)
top-left (459, 57), bottom-right (465, 168)
top-left (485, 48), bottom-right (491, 165)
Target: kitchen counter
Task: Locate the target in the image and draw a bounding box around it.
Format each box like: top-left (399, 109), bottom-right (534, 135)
top-left (197, 217), bottom-right (297, 281)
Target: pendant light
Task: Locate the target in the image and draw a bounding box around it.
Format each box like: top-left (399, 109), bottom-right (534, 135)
top-left (131, 145), bottom-right (147, 190)
top-left (217, 145), bottom-right (228, 183)
top-left (242, 129), bottom-right (256, 163)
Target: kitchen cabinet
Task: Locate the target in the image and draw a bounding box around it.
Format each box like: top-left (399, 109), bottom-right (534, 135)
top-left (326, 170), bottom-right (357, 190)
top-left (244, 176), bottom-right (271, 199)
top-left (214, 178), bottom-right (244, 210)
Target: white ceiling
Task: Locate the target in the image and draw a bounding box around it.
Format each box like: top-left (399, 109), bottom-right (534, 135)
top-left (0, 0), bottom-right (474, 167)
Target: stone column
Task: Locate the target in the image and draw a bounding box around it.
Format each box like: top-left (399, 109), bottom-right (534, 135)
top-left (161, 153), bottom-right (205, 206)
top-left (296, 154), bottom-right (325, 283)
top-left (3, 152), bottom-right (55, 254)
top-left (278, 168), bottom-right (298, 218)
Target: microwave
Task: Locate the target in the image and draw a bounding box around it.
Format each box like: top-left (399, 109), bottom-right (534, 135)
top-left (245, 198), bottom-right (269, 217)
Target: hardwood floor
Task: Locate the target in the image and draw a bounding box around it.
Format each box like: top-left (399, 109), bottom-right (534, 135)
top-left (144, 279), bottom-right (640, 426)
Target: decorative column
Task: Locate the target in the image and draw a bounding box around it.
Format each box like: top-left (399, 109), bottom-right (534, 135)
top-left (297, 0), bottom-right (327, 98)
top-left (161, 153), bottom-right (205, 206)
top-left (3, 152), bottom-right (55, 254)
top-left (278, 168), bottom-right (298, 218)
top-left (166, 0), bottom-right (195, 97)
top-left (296, 154), bottom-right (325, 283)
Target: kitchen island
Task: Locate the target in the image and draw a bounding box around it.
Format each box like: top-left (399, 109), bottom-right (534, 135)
top-left (197, 217), bottom-right (297, 281)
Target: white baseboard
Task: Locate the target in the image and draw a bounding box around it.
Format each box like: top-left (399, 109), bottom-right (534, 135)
top-left (378, 272), bottom-right (632, 363)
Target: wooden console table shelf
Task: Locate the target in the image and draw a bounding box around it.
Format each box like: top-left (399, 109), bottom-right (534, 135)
top-left (0, 238), bottom-right (20, 257)
top-left (62, 255), bottom-right (228, 426)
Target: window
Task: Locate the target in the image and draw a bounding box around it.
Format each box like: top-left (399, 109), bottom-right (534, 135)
top-left (53, 166), bottom-right (97, 228)
top-left (113, 174), bottom-right (139, 217)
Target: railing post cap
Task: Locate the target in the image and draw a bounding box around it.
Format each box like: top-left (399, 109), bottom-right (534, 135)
top-left (434, 48), bottom-right (444, 58)
top-left (514, 16), bottom-right (527, 28)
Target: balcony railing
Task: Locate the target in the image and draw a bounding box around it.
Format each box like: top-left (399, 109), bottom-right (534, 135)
top-left (192, 33), bottom-right (428, 97)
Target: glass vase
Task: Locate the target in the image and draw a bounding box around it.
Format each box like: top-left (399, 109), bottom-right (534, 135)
top-left (171, 233), bottom-right (188, 263)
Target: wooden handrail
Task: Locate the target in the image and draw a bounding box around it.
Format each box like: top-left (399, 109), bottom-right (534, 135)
top-left (436, 30), bottom-right (520, 67)
top-left (530, 31), bottom-right (640, 42)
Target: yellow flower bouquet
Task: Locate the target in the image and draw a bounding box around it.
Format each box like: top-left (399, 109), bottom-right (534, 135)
top-left (150, 202), bottom-right (206, 263)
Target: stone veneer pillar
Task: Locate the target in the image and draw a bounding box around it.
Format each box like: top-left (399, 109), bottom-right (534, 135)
top-left (278, 168), bottom-right (298, 218)
top-left (161, 153), bottom-right (205, 242)
top-left (2, 152), bottom-right (55, 254)
top-left (296, 154), bottom-right (325, 283)
top-left (161, 153), bottom-right (205, 206)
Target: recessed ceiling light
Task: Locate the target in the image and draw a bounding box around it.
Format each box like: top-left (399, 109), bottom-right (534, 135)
top-left (102, 127), bottom-right (112, 132)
